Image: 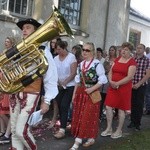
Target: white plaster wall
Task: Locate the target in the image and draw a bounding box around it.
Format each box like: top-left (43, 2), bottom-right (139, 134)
top-left (0, 21), bottom-right (21, 52)
top-left (128, 15), bottom-right (150, 47)
top-left (105, 0), bottom-right (130, 50)
top-left (82, 0), bottom-right (107, 48)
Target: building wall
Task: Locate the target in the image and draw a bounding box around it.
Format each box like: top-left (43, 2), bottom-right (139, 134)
top-left (64, 0), bottom-right (130, 51)
top-left (77, 0), bottom-right (107, 49)
top-left (128, 15), bottom-right (150, 47)
top-left (0, 0), bottom-right (130, 52)
top-left (105, 0), bottom-right (130, 50)
top-left (0, 20), bottom-right (19, 50)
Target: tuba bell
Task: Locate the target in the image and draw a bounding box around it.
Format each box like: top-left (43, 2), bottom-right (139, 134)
top-left (0, 6), bottom-right (73, 93)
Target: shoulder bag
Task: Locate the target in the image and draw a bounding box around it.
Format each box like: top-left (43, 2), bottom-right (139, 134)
top-left (81, 71), bottom-right (101, 104)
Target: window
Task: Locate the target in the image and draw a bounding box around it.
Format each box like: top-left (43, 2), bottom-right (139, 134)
top-left (1, 0), bottom-right (34, 17)
top-left (58, 0), bottom-right (82, 26)
top-left (129, 29), bottom-right (141, 49)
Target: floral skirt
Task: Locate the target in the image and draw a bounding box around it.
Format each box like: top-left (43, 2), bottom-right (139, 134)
top-left (71, 86), bottom-right (100, 139)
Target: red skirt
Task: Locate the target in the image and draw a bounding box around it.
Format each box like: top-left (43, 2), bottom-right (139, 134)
top-left (0, 94), bottom-right (9, 114)
top-left (71, 86), bottom-right (100, 139)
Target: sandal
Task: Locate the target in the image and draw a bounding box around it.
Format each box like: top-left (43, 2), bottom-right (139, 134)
top-left (69, 138), bottom-right (82, 150)
top-left (82, 139), bottom-right (95, 147)
top-left (111, 131), bottom-right (122, 139)
top-left (69, 147), bottom-right (78, 150)
top-left (101, 129), bottom-right (112, 137)
top-left (69, 143), bottom-right (80, 150)
top-left (53, 129), bottom-right (65, 139)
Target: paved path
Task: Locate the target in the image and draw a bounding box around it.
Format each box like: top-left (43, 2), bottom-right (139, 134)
top-left (1, 114), bottom-right (150, 150)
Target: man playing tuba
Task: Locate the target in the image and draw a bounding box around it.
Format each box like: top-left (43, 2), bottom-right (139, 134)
top-left (9, 18), bottom-right (58, 150)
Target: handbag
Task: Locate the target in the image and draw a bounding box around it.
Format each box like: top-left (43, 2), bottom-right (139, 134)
top-left (89, 90), bottom-right (101, 104)
top-left (81, 71), bottom-right (101, 104)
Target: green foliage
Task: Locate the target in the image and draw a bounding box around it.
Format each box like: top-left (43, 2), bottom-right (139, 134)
top-left (101, 129), bottom-right (150, 150)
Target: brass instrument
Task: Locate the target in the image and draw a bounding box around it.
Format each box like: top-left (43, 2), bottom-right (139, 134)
top-left (0, 6), bottom-right (73, 93)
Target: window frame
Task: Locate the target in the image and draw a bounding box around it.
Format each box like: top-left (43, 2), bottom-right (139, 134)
top-left (58, 0), bottom-right (82, 28)
top-left (1, 0), bottom-right (34, 18)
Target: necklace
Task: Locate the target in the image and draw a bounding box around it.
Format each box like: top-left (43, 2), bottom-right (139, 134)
top-left (82, 58), bottom-right (93, 72)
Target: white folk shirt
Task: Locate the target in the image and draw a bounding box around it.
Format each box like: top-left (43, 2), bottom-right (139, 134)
top-left (75, 59), bottom-right (108, 85)
top-left (43, 46), bottom-right (58, 103)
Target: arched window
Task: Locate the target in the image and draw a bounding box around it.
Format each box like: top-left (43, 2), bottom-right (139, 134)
top-left (1, 0), bottom-right (34, 17)
top-left (58, 0), bottom-right (82, 26)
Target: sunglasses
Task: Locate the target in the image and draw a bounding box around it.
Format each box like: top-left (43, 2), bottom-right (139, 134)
top-left (82, 49), bottom-right (91, 52)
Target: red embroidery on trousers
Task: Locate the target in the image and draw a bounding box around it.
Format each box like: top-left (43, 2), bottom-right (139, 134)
top-left (9, 94), bottom-right (17, 113)
top-left (17, 93), bottom-right (27, 110)
top-left (23, 93), bottom-right (39, 150)
top-left (9, 147), bottom-right (17, 150)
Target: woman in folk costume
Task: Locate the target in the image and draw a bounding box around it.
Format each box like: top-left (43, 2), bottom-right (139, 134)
top-left (70, 42), bottom-right (107, 150)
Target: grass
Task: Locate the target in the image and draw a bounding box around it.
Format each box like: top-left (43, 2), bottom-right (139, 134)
top-left (100, 129), bottom-right (150, 150)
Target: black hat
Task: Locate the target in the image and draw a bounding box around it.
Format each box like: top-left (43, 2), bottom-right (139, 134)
top-left (16, 18), bottom-right (41, 30)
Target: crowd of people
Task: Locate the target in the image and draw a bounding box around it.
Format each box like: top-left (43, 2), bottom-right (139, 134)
top-left (0, 17), bottom-right (150, 150)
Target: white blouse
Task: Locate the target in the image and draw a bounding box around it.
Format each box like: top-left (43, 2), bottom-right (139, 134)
top-left (75, 59), bottom-right (108, 85)
top-left (54, 52), bottom-right (77, 87)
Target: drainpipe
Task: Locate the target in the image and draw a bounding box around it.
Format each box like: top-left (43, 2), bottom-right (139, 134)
top-left (103, 0), bottom-right (110, 51)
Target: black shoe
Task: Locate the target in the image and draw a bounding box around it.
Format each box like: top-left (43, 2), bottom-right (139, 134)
top-left (127, 122), bottom-right (135, 128)
top-left (135, 126), bottom-right (141, 131)
top-left (0, 135), bottom-right (11, 144)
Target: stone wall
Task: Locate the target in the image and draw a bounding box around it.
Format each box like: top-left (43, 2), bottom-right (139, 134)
top-left (0, 0), bottom-right (130, 52)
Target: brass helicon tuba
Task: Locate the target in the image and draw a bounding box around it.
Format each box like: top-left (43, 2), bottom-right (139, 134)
top-left (0, 6), bottom-right (73, 94)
